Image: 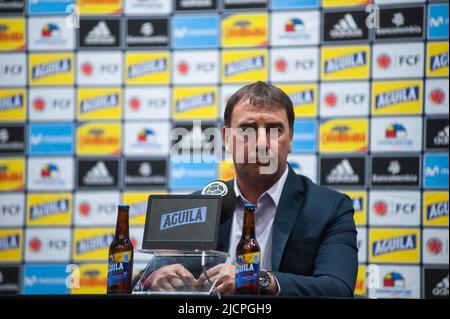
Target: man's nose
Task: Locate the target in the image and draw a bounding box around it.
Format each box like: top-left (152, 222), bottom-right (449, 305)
top-left (256, 128), bottom-right (269, 151)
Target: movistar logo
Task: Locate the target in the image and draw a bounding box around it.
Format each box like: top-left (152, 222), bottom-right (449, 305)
top-left (80, 93), bottom-right (119, 114)
top-left (32, 59), bottom-right (71, 80)
top-left (375, 86), bottom-right (419, 109)
top-left (372, 234), bottom-right (417, 256)
top-left (128, 58), bottom-right (166, 78)
top-left (225, 56), bottom-right (264, 77)
top-left (427, 200), bottom-right (449, 220)
top-left (77, 234), bottom-right (114, 255)
top-left (324, 52), bottom-right (366, 74)
top-left (176, 93), bottom-right (215, 113)
top-left (160, 206), bottom-right (207, 231)
top-left (30, 199), bottom-right (69, 220)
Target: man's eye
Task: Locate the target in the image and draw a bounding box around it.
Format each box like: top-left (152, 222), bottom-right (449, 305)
top-left (237, 127), bottom-right (254, 134)
top-left (269, 127), bottom-right (283, 133)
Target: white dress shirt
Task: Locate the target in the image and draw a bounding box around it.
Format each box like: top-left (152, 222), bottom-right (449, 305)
top-left (227, 165), bottom-right (289, 271)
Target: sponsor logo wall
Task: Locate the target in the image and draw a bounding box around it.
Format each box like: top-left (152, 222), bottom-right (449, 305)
top-left (0, 0), bottom-right (448, 298)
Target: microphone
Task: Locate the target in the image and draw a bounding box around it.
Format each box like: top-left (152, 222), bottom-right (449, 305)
top-left (201, 180), bottom-right (236, 224)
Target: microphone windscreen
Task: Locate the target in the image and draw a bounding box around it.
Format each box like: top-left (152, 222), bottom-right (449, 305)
top-left (201, 180), bottom-right (236, 224)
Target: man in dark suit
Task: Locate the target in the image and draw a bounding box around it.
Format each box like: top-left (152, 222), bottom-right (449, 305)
top-left (145, 81), bottom-right (358, 297)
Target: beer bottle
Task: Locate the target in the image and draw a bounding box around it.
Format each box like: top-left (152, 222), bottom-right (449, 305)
top-left (107, 205), bottom-right (134, 294)
top-left (235, 203), bottom-right (260, 295)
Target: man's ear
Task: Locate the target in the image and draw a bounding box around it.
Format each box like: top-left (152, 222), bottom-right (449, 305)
top-left (288, 128), bottom-right (293, 153)
top-left (222, 126), bottom-right (230, 153)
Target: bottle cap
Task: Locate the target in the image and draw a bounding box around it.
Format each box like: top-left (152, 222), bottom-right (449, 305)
top-left (118, 205), bottom-right (130, 210)
top-left (244, 203), bottom-right (256, 209)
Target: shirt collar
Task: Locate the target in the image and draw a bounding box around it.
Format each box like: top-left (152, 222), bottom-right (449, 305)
top-left (233, 164), bottom-right (289, 208)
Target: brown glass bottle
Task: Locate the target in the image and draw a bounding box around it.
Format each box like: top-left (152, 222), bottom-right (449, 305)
top-left (235, 203), bottom-right (260, 295)
top-left (107, 205), bottom-right (134, 294)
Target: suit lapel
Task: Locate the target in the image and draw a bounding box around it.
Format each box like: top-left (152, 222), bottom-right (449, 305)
top-left (271, 167), bottom-right (305, 271)
top-left (216, 169), bottom-right (305, 270)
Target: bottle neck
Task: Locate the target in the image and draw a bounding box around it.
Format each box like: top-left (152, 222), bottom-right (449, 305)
top-left (241, 207), bottom-right (256, 239)
top-left (115, 209), bottom-right (129, 239)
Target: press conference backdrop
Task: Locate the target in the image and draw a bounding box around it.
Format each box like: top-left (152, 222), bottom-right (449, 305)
top-left (0, 0), bottom-right (448, 298)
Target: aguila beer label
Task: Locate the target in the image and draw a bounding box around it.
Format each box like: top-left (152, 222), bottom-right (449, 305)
top-left (235, 252), bottom-right (260, 288)
top-left (107, 251), bottom-right (132, 286)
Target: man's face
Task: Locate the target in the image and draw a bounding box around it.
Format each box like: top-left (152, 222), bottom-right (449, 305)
top-left (222, 99), bottom-right (293, 180)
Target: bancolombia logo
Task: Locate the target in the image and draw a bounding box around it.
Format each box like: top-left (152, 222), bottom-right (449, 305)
top-left (160, 206), bottom-right (207, 231)
top-left (373, 234), bottom-right (417, 257)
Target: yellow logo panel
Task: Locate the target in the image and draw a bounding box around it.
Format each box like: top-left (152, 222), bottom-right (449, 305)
top-left (173, 87), bottom-right (218, 120)
top-left (427, 42), bottom-right (449, 77)
top-left (279, 84), bottom-right (318, 118)
top-left (341, 190), bottom-right (367, 226)
top-left (29, 53), bottom-right (74, 86)
top-left (0, 89), bottom-right (26, 122)
top-left (0, 18), bottom-right (25, 51)
top-left (320, 118), bottom-right (368, 153)
top-left (73, 228), bottom-right (115, 262)
top-left (369, 228), bottom-right (420, 264)
top-left (0, 158), bottom-right (25, 191)
top-left (423, 192), bottom-right (449, 227)
top-left (321, 46), bottom-right (370, 80)
top-left (71, 263), bottom-right (108, 295)
top-left (125, 52), bottom-right (170, 85)
top-left (219, 160), bottom-right (235, 181)
top-left (0, 229), bottom-right (22, 262)
top-left (78, 0), bottom-right (122, 14)
top-left (222, 13), bottom-right (268, 48)
top-left (77, 88), bottom-right (122, 120)
top-left (323, 0), bottom-right (370, 7)
top-left (354, 265), bottom-right (366, 297)
top-left (222, 50), bottom-right (268, 83)
top-left (372, 81), bottom-right (423, 115)
top-left (26, 193), bottom-right (72, 226)
top-left (123, 191), bottom-right (166, 225)
top-left (77, 122), bottom-right (121, 156)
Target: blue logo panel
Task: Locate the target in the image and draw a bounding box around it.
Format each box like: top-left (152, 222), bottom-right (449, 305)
top-left (424, 153), bottom-right (449, 189)
top-left (28, 0), bottom-right (74, 15)
top-left (22, 264), bottom-right (69, 295)
top-left (292, 119), bottom-right (317, 153)
top-left (172, 15), bottom-right (220, 49)
top-left (272, 0), bottom-right (319, 9)
top-left (428, 4), bottom-right (449, 39)
top-left (29, 123), bottom-right (74, 155)
top-left (170, 160), bottom-right (217, 190)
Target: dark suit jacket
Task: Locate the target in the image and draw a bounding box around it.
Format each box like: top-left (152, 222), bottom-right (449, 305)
top-left (218, 166), bottom-right (358, 297)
